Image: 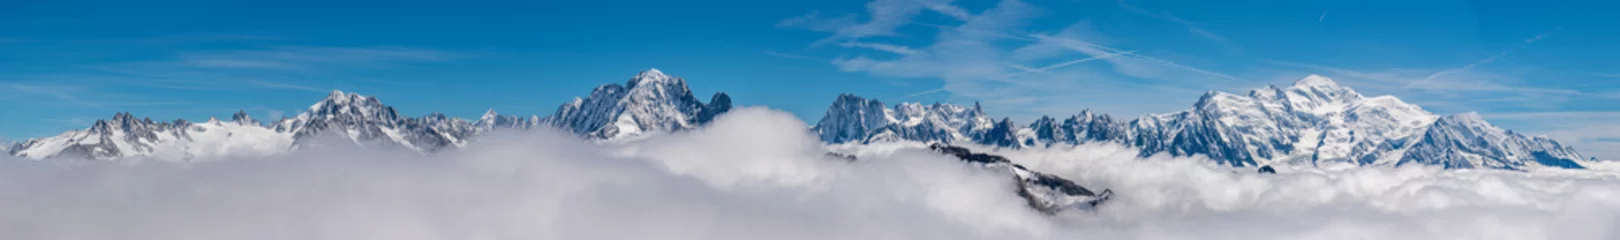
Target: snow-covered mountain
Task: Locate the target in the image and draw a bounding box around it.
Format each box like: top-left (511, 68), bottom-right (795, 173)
top-left (9, 68), bottom-right (731, 160)
top-left (10, 70), bottom-right (1588, 170)
top-left (272, 90), bottom-right (483, 152)
top-left (814, 94), bottom-right (997, 145)
top-left (1400, 112), bottom-right (1585, 169)
top-left (475, 109), bottom-right (542, 131)
top-left (9, 112), bottom-right (293, 161)
top-left (815, 75), bottom-right (1586, 170)
top-left (544, 68), bottom-right (732, 139)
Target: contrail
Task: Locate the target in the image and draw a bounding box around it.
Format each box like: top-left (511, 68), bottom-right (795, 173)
top-left (1005, 50), bottom-right (1137, 78)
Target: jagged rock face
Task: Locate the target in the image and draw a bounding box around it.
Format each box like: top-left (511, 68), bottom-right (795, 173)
top-left (545, 69), bottom-right (732, 139)
top-left (812, 94), bottom-right (995, 145)
top-left (926, 144), bottom-right (1111, 214)
top-left (816, 75), bottom-right (1586, 169)
top-left (815, 94), bottom-right (896, 143)
top-left (273, 90), bottom-right (477, 152)
top-left (975, 118), bottom-right (1019, 147)
top-left (1399, 113), bottom-right (1585, 169)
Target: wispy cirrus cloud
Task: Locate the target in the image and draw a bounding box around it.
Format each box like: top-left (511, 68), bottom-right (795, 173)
top-left (0, 83), bottom-right (107, 108)
top-left (781, 0), bottom-right (975, 46)
top-left (776, 11), bottom-right (860, 32)
top-left (1408, 28), bottom-right (1562, 90)
top-left (5, 33), bottom-right (463, 113)
top-left (177, 46), bottom-right (457, 70)
top-left (0, 82), bottom-right (202, 108)
top-left (837, 41), bottom-right (926, 56)
top-left (1116, 0), bottom-right (1239, 52)
top-left (70, 44), bottom-right (459, 93)
top-left (791, 0), bottom-right (1246, 119)
top-left (1266, 27), bottom-right (1596, 113)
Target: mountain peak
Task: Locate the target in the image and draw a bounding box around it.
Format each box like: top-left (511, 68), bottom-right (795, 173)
top-left (629, 68), bottom-right (676, 86)
top-left (482, 109), bottom-right (499, 120)
top-left (316, 89), bottom-right (369, 106)
top-left (546, 68), bottom-right (729, 139)
top-left (835, 93), bottom-right (876, 104)
top-left (643, 67), bottom-right (664, 74)
top-left (1293, 74), bottom-right (1340, 88)
top-left (231, 110), bottom-right (257, 125)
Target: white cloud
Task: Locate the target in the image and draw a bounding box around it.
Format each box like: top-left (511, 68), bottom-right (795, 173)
top-left (178, 46), bottom-right (456, 69)
top-left (920, 0), bottom-right (973, 21)
top-left (1005, 50), bottom-right (1135, 78)
top-left (776, 11), bottom-right (861, 32)
top-left (901, 87), bottom-right (948, 99)
top-left (1115, 0), bottom-right (1238, 51)
top-left (786, 0), bottom-right (977, 45)
top-left (4, 108), bottom-right (1619, 240)
top-left (0, 83), bottom-right (107, 107)
top-left (838, 41), bottom-right (927, 56)
top-left (796, 0), bottom-right (1248, 119)
top-left (1405, 28), bottom-right (1563, 92)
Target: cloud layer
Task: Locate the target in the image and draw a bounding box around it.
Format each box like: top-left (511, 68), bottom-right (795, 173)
top-left (2, 108), bottom-right (1617, 240)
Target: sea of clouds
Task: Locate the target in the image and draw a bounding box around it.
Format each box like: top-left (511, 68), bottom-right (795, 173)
top-left (2, 108), bottom-right (1617, 240)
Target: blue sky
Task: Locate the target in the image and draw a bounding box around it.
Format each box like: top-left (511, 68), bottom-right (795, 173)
top-left (3, 0), bottom-right (1618, 158)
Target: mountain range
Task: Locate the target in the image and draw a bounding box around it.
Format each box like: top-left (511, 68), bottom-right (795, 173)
top-left (815, 75), bottom-right (1586, 170)
top-left (7, 69), bottom-right (1587, 170)
top-left (7, 69), bottom-right (730, 161)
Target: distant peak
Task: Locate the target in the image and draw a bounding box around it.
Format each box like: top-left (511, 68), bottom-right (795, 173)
top-left (629, 68), bottom-right (676, 86)
top-left (835, 93), bottom-right (875, 103)
top-left (112, 112), bottom-right (134, 121)
top-left (641, 68), bottom-right (664, 76)
top-left (318, 89), bottom-right (370, 104)
top-left (1293, 74), bottom-right (1340, 88)
top-left (231, 110), bottom-right (254, 123)
top-left (480, 109), bottom-right (501, 123)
